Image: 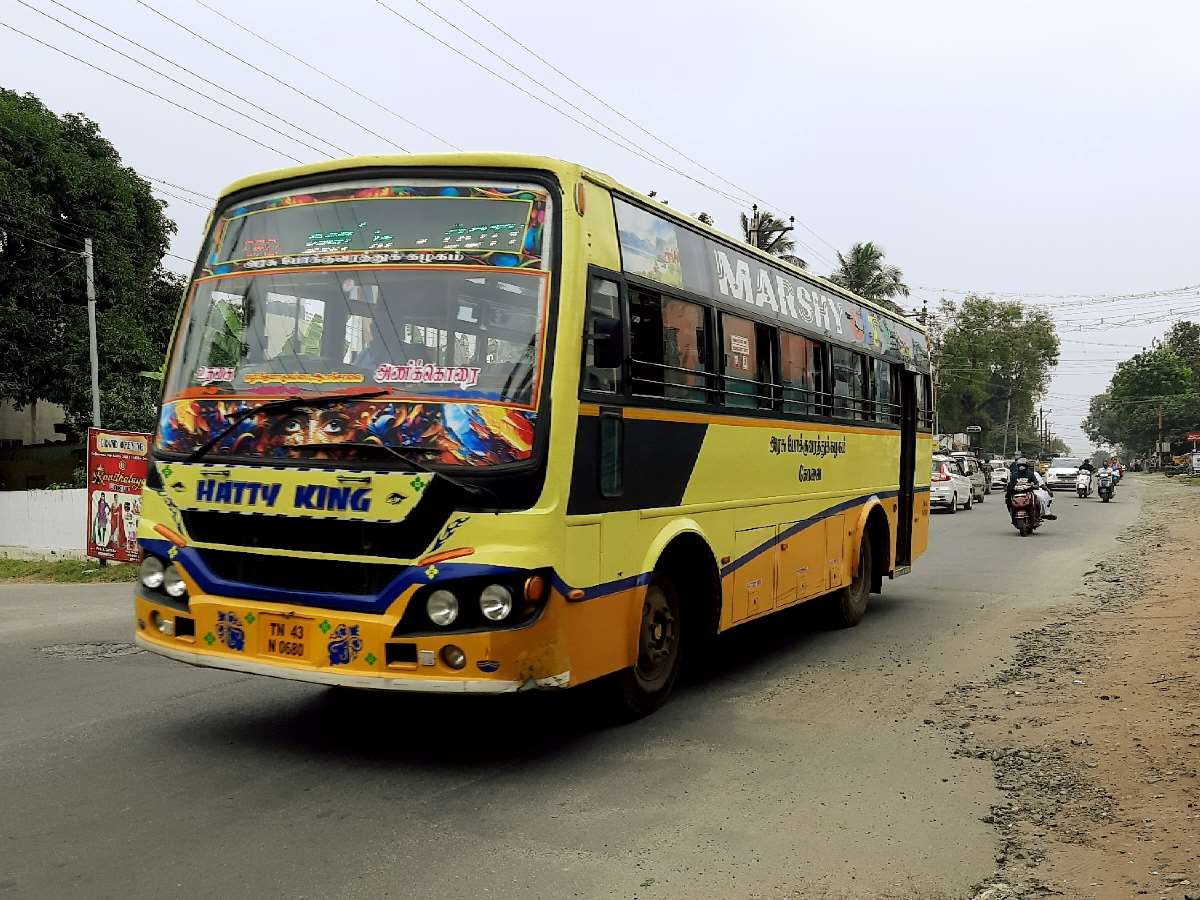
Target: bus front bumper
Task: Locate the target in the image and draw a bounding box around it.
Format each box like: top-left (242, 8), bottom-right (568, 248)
top-left (134, 592), bottom-right (572, 694)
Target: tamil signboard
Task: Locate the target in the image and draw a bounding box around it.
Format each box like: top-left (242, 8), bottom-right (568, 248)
top-left (86, 428), bottom-right (150, 563)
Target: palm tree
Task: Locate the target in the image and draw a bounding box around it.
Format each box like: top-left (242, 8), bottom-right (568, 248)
top-left (740, 206), bottom-right (807, 269)
top-left (828, 241), bottom-right (909, 313)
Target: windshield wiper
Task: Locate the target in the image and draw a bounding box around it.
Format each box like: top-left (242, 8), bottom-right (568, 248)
top-left (332, 442), bottom-right (499, 504)
top-left (183, 389), bottom-right (389, 464)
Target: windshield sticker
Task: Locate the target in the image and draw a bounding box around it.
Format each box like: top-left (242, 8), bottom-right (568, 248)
top-left (242, 372), bottom-right (366, 386)
top-left (194, 366), bottom-right (235, 383)
top-left (373, 361), bottom-right (481, 390)
top-left (156, 399), bottom-right (536, 466)
top-left (203, 183), bottom-right (548, 277)
top-left (243, 250), bottom-right (466, 270)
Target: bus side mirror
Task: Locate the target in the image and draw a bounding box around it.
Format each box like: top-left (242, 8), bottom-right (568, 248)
top-left (591, 317), bottom-right (624, 370)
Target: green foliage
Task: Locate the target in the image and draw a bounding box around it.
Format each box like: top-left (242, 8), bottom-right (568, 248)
top-left (740, 209), bottom-right (806, 268)
top-left (0, 89), bottom-right (181, 432)
top-left (0, 557), bottom-right (136, 583)
top-left (827, 242), bottom-right (909, 314)
top-left (1082, 337), bottom-right (1200, 456)
top-left (932, 295), bottom-right (1060, 454)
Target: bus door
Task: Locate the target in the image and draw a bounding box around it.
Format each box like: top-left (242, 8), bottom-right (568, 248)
top-left (895, 370), bottom-right (918, 569)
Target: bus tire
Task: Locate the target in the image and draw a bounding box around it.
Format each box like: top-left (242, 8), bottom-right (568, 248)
top-left (828, 533), bottom-right (871, 628)
top-left (599, 572), bottom-right (683, 721)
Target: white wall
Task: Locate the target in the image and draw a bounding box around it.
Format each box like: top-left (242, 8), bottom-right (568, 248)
top-left (0, 489), bottom-right (87, 552)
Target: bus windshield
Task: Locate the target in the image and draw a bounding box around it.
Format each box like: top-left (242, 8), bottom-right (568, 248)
top-left (156, 178), bottom-right (552, 467)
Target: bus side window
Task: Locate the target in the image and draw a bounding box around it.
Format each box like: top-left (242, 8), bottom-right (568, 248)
top-left (721, 313), bottom-right (758, 408)
top-left (780, 332), bottom-right (824, 417)
top-left (873, 358), bottom-right (898, 424)
top-left (831, 346), bottom-right (867, 419)
top-left (630, 290), bottom-right (709, 403)
top-left (584, 277), bottom-right (622, 393)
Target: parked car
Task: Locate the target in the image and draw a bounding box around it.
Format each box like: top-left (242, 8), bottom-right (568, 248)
top-left (1045, 456), bottom-right (1085, 492)
top-left (951, 452), bottom-right (988, 503)
top-left (931, 454), bottom-right (975, 512)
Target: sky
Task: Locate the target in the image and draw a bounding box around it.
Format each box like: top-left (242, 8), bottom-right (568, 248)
top-left (4, 0), bottom-right (1199, 452)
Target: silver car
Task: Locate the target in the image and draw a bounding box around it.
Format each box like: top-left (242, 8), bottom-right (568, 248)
top-left (951, 453), bottom-right (988, 503)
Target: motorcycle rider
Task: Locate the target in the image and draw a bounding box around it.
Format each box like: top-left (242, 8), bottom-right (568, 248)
top-left (1006, 457), bottom-right (1057, 520)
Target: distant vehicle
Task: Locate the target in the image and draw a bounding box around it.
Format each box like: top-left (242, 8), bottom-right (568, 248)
top-left (1045, 456), bottom-right (1085, 491)
top-left (990, 465), bottom-right (1010, 489)
top-left (931, 454), bottom-right (974, 512)
top-left (950, 452), bottom-right (987, 503)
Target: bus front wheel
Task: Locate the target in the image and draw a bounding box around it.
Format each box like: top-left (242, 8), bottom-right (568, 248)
top-left (600, 573), bottom-right (683, 720)
top-left (828, 534), bottom-right (871, 628)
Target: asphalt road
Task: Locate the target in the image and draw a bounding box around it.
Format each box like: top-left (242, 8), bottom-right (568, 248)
top-left (0, 482), bottom-right (1142, 900)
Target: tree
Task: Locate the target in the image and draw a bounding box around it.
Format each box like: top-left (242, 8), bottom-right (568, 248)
top-left (827, 241), bottom-right (909, 314)
top-left (740, 207), bottom-right (806, 269)
top-left (0, 89), bottom-right (179, 433)
top-left (932, 295), bottom-right (1059, 454)
top-left (1083, 342), bottom-right (1200, 458)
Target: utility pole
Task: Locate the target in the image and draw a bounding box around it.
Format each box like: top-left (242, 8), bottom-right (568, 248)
top-left (1002, 393), bottom-right (1012, 458)
top-left (1157, 401), bottom-right (1165, 468)
top-left (83, 238), bottom-right (101, 427)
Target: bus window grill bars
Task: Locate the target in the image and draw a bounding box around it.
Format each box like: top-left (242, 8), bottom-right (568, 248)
top-left (627, 358), bottom-right (908, 424)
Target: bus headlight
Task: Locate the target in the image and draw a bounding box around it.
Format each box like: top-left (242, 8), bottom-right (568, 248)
top-left (426, 590), bottom-right (459, 626)
top-left (162, 564), bottom-right (187, 599)
top-left (480, 584), bottom-right (514, 621)
top-left (139, 556), bottom-right (165, 590)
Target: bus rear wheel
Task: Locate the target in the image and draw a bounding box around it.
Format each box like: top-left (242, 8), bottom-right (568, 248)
top-left (600, 573), bottom-right (682, 721)
top-left (828, 534), bottom-right (871, 628)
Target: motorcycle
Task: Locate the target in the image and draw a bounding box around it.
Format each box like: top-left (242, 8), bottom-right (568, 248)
top-left (1008, 476), bottom-right (1043, 536)
top-left (1097, 467), bottom-right (1115, 503)
top-left (1076, 470), bottom-right (1093, 498)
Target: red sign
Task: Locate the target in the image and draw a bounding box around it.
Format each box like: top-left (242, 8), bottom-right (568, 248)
top-left (86, 428), bottom-right (150, 563)
top-left (1187, 431), bottom-right (1200, 442)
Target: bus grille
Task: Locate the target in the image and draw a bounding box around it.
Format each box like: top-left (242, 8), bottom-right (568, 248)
top-left (180, 510), bottom-right (440, 560)
top-left (195, 548), bottom-right (403, 597)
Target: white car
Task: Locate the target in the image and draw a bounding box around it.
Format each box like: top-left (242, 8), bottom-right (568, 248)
top-left (990, 465), bottom-right (1010, 489)
top-left (1045, 456), bottom-right (1085, 492)
top-left (931, 454), bottom-right (974, 512)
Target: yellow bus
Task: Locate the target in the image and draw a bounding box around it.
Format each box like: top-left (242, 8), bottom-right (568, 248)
top-left (134, 154), bottom-right (932, 717)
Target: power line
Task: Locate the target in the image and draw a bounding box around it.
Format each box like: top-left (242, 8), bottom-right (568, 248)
top-left (189, 0), bottom-right (459, 152)
top-left (144, 176), bottom-right (214, 202)
top-left (451, 0), bottom-right (843, 259)
top-left (0, 21), bottom-right (304, 163)
top-left (0, 215), bottom-right (80, 254)
top-left (31, 0), bottom-right (347, 159)
top-left (373, 0), bottom-right (836, 268)
top-left (151, 186), bottom-right (209, 211)
top-left (133, 0), bottom-right (409, 153)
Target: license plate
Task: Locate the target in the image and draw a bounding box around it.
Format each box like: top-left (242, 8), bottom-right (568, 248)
top-left (259, 614), bottom-right (312, 661)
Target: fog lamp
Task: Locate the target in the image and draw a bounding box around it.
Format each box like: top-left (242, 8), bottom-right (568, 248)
top-left (441, 644), bottom-right (466, 670)
top-left (139, 556), bottom-right (165, 590)
top-left (155, 614), bottom-right (175, 637)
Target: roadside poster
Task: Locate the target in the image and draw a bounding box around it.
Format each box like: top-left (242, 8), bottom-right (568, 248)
top-left (1187, 431), bottom-right (1200, 444)
top-left (86, 428), bottom-right (150, 563)
top-left (1192, 451), bottom-right (1200, 475)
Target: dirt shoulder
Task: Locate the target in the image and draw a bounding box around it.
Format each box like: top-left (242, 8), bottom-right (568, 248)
top-left (939, 476), bottom-right (1200, 900)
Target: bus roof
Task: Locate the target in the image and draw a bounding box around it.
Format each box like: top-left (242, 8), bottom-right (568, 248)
top-left (217, 153), bottom-right (924, 333)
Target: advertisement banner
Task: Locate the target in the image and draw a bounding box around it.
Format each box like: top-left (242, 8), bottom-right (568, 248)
top-left (86, 428), bottom-right (150, 562)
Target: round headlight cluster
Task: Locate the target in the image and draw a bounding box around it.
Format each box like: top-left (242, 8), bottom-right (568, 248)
top-left (139, 556), bottom-right (164, 590)
top-left (162, 564), bottom-right (187, 598)
top-left (480, 584), bottom-right (514, 622)
top-left (426, 589), bottom-right (459, 626)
